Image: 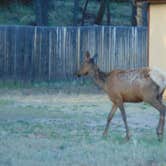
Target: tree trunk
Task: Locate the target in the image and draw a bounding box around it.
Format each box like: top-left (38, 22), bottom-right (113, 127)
top-left (136, 1), bottom-right (144, 26)
top-left (106, 0), bottom-right (110, 25)
top-left (142, 2), bottom-right (148, 26)
top-left (73, 0), bottom-right (79, 25)
top-left (81, 0), bottom-right (89, 25)
top-left (131, 0), bottom-right (137, 26)
top-left (35, 0), bottom-right (48, 26)
top-left (94, 0), bottom-right (106, 25)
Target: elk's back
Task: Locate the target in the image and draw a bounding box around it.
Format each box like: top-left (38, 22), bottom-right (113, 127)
top-left (107, 68), bottom-right (154, 103)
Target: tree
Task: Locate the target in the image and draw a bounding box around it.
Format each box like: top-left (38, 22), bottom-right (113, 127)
top-left (34, 0), bottom-right (48, 26)
top-left (131, 0), bottom-right (137, 26)
top-left (106, 0), bottom-right (110, 25)
top-left (73, 0), bottom-right (79, 25)
top-left (81, 0), bottom-right (89, 25)
top-left (94, 0), bottom-right (106, 25)
top-left (0, 0), bottom-right (32, 6)
top-left (18, 0), bottom-right (32, 4)
top-left (135, 1), bottom-right (148, 26)
top-left (142, 2), bottom-right (148, 26)
top-left (0, 0), bottom-right (11, 6)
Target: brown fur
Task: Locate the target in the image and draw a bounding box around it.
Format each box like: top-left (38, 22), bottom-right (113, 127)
top-left (77, 51), bottom-right (166, 141)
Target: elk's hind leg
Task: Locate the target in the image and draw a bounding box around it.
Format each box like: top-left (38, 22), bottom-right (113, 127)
top-left (119, 104), bottom-right (130, 140)
top-left (148, 99), bottom-right (166, 141)
top-left (103, 104), bottom-right (118, 136)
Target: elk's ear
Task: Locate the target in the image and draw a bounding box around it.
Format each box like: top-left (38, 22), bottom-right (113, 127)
top-left (84, 51), bottom-right (91, 62)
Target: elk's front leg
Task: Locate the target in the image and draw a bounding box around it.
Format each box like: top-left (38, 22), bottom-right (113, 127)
top-left (103, 104), bottom-right (117, 136)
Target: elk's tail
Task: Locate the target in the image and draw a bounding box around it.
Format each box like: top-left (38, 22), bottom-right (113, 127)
top-left (149, 67), bottom-right (166, 93)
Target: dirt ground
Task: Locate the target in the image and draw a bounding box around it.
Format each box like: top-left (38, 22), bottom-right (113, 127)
top-left (0, 88), bottom-right (166, 166)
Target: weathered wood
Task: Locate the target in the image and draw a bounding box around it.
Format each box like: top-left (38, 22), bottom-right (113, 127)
top-left (0, 25), bottom-right (148, 82)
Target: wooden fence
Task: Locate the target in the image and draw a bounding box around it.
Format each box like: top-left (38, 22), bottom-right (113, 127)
top-left (0, 25), bottom-right (148, 82)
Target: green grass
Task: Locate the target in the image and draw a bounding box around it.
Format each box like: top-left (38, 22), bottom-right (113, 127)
top-left (0, 79), bottom-right (101, 95)
top-left (0, 91), bottom-right (165, 166)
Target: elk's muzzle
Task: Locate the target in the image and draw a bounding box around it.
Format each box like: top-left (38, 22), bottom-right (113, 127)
top-left (74, 71), bottom-right (81, 77)
top-left (77, 72), bottom-right (81, 77)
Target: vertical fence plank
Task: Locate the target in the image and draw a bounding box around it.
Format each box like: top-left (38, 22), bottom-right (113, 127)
top-left (0, 27), bottom-right (4, 80)
top-left (0, 25), bottom-right (148, 82)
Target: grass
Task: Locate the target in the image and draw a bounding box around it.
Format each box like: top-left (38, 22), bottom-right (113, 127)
top-left (0, 89), bottom-right (166, 166)
top-left (0, 79), bottom-right (101, 95)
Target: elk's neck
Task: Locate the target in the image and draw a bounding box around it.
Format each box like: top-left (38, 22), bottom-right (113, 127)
top-left (90, 68), bottom-right (108, 91)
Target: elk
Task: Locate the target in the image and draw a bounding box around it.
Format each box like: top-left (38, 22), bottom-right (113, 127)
top-left (77, 51), bottom-right (166, 141)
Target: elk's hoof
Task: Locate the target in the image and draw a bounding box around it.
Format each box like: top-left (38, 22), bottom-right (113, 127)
top-left (103, 131), bottom-right (108, 137)
top-left (125, 132), bottom-right (131, 141)
top-left (157, 134), bottom-right (163, 142)
top-left (156, 128), bottom-right (164, 141)
top-left (125, 135), bottom-right (131, 141)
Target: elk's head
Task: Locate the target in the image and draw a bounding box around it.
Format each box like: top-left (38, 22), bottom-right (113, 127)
top-left (77, 51), bottom-right (97, 77)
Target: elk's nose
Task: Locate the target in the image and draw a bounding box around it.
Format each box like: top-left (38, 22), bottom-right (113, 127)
top-left (77, 73), bottom-right (81, 77)
top-left (74, 71), bottom-right (81, 77)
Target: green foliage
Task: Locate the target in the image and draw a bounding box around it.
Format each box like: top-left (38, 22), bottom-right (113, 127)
top-left (0, 3), bottom-right (35, 25)
top-left (0, 0), bottom-right (32, 6)
top-left (0, 0), bottom-right (132, 26)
